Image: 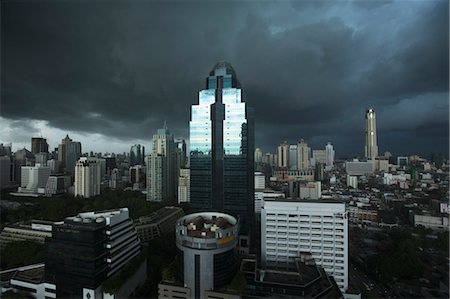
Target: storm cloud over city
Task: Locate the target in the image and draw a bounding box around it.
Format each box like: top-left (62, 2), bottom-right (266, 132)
top-left (2, 0), bottom-right (448, 156)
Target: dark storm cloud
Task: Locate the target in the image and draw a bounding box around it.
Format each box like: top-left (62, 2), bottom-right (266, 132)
top-left (1, 0), bottom-right (448, 156)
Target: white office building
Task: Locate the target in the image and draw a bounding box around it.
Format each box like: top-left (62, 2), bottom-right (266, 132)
top-left (299, 181), bottom-right (321, 200)
top-left (74, 157), bottom-right (101, 198)
top-left (261, 199), bottom-right (348, 292)
top-left (254, 172), bottom-right (265, 190)
top-left (19, 164), bottom-right (50, 194)
top-left (289, 145), bottom-right (298, 170)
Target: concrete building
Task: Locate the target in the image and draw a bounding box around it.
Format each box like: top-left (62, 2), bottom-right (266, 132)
top-left (18, 164), bottom-right (50, 194)
top-left (176, 212), bottom-right (240, 299)
top-left (45, 175), bottom-right (71, 195)
top-left (325, 142), bottom-right (335, 171)
top-left (31, 137), bottom-right (49, 155)
top-left (14, 148), bottom-right (34, 184)
top-left (312, 150), bottom-right (326, 165)
top-left (45, 208), bottom-right (141, 298)
top-left (47, 159), bottom-right (60, 174)
top-left (8, 265), bottom-right (56, 299)
top-left (348, 206), bottom-right (378, 224)
top-left (414, 214), bottom-right (449, 231)
top-left (345, 160), bottom-right (374, 176)
top-left (74, 157), bottom-right (101, 198)
top-left (254, 189), bottom-right (285, 214)
top-left (299, 182), bottom-right (322, 200)
top-left (239, 255), bottom-right (342, 298)
top-left (374, 157), bottom-right (389, 172)
top-left (397, 156), bottom-right (409, 167)
top-left (0, 220), bottom-right (53, 249)
top-left (346, 175), bottom-right (358, 189)
top-left (134, 206), bottom-right (184, 243)
top-left (129, 164), bottom-right (145, 190)
top-left (147, 125), bottom-right (177, 202)
top-left (365, 107), bottom-right (378, 160)
top-left (0, 156), bottom-right (11, 189)
top-left (254, 148), bottom-right (263, 164)
top-left (34, 153), bottom-right (48, 167)
top-left (273, 169), bottom-right (315, 183)
top-left (277, 142), bottom-right (290, 169)
top-left (178, 168), bottom-right (190, 203)
top-left (254, 172), bottom-right (265, 190)
top-left (297, 139), bottom-right (309, 171)
top-left (261, 199), bottom-right (348, 292)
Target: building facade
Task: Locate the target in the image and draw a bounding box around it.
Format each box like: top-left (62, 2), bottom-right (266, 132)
top-left (277, 141), bottom-right (290, 169)
top-left (189, 62), bottom-right (254, 233)
top-left (365, 107), bottom-right (378, 160)
top-left (45, 208), bottom-right (140, 298)
top-left (261, 199), bottom-right (348, 292)
top-left (296, 139), bottom-right (309, 171)
top-left (31, 137), bottom-right (49, 155)
top-left (130, 144), bottom-right (145, 166)
top-left (19, 164), bottom-right (51, 194)
top-left (178, 168), bottom-right (190, 203)
top-left (147, 126), bottom-right (177, 202)
top-left (74, 157), bottom-right (101, 198)
top-left (176, 212), bottom-right (239, 299)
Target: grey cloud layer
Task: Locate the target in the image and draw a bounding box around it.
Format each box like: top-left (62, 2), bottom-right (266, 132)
top-left (1, 0), bottom-right (448, 156)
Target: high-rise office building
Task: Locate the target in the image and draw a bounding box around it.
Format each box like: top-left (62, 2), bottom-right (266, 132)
top-left (74, 157), bottom-right (101, 198)
top-left (365, 107), bottom-right (378, 160)
top-left (189, 62), bottom-right (254, 233)
top-left (277, 141), bottom-right (290, 169)
top-left (130, 144), bottom-right (145, 166)
top-left (325, 142), bottom-right (335, 170)
top-left (261, 198), bottom-right (348, 292)
top-left (175, 212), bottom-right (239, 299)
top-left (45, 208), bottom-right (140, 298)
top-left (57, 134), bottom-right (72, 169)
top-left (13, 148), bottom-right (34, 183)
top-left (297, 139), bottom-right (309, 171)
top-left (147, 125), bottom-right (177, 202)
top-left (312, 149), bottom-right (326, 164)
top-left (18, 164), bottom-right (50, 194)
top-left (65, 141), bottom-right (81, 175)
top-left (288, 144), bottom-right (298, 170)
top-left (31, 137), bottom-right (49, 155)
top-left (57, 135), bottom-right (81, 174)
top-left (254, 148), bottom-right (263, 164)
top-left (175, 139), bottom-right (187, 168)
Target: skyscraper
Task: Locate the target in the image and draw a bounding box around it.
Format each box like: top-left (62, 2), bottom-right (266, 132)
top-left (297, 139), bottom-right (309, 170)
top-left (65, 141), bottom-right (81, 175)
top-left (277, 141), bottom-right (290, 169)
top-left (189, 61), bottom-right (254, 233)
top-left (147, 125), bottom-right (177, 201)
top-left (325, 142), bottom-right (335, 170)
top-left (31, 137), bottom-right (49, 155)
top-left (365, 107), bottom-right (378, 160)
top-left (130, 144), bottom-right (145, 166)
top-left (74, 157), bottom-right (101, 198)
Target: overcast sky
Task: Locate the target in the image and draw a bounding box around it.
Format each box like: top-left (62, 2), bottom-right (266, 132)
top-left (1, 0), bottom-right (448, 158)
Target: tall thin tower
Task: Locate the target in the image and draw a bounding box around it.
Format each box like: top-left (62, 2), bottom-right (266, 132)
top-left (365, 107), bottom-right (378, 160)
top-left (189, 61), bottom-right (254, 234)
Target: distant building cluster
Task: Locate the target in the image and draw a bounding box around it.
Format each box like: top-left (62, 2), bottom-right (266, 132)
top-left (1, 62), bottom-right (449, 299)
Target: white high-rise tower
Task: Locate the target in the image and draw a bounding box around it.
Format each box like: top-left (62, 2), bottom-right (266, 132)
top-left (365, 107), bottom-right (378, 160)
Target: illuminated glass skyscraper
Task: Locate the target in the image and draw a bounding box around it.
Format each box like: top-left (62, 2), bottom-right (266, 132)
top-left (189, 62), bottom-right (254, 233)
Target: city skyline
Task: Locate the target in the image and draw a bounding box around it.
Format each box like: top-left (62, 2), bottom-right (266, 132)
top-left (1, 0), bottom-right (449, 157)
